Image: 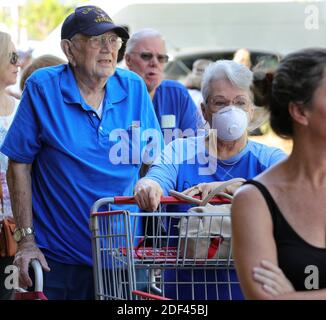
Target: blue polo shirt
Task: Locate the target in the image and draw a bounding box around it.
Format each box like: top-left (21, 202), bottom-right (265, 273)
top-left (147, 135), bottom-right (287, 213)
top-left (148, 136), bottom-right (286, 196)
top-left (153, 80), bottom-right (203, 143)
top-left (1, 64), bottom-right (163, 266)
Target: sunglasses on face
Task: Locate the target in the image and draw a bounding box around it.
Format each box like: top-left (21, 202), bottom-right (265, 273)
top-left (9, 52), bottom-right (19, 65)
top-left (133, 52), bottom-right (169, 64)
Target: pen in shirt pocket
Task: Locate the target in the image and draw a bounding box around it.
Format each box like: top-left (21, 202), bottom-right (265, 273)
top-left (128, 121), bottom-right (140, 130)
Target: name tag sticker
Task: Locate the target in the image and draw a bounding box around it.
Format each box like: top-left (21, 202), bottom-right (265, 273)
top-left (161, 115), bottom-right (176, 129)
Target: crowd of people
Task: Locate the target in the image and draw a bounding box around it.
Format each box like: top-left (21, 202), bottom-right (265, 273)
top-left (0, 4), bottom-right (325, 300)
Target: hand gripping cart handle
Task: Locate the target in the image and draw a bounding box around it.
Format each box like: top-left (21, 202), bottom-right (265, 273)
top-left (15, 259), bottom-right (47, 300)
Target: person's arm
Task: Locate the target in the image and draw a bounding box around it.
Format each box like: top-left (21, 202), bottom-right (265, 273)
top-left (232, 184), bottom-right (326, 300)
top-left (7, 160), bottom-right (50, 288)
top-left (231, 184), bottom-right (279, 299)
top-left (135, 139), bottom-right (180, 211)
top-left (252, 260), bottom-right (326, 299)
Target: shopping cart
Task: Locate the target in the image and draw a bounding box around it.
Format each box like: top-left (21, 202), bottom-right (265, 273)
top-left (90, 196), bottom-right (243, 300)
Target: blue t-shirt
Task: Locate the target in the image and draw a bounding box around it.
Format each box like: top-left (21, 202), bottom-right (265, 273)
top-left (146, 135), bottom-right (286, 299)
top-left (148, 136), bottom-right (286, 205)
top-left (1, 64), bottom-right (163, 266)
top-left (153, 80), bottom-right (203, 143)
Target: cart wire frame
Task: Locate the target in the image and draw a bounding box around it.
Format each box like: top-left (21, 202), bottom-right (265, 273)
top-left (90, 196), bottom-right (241, 300)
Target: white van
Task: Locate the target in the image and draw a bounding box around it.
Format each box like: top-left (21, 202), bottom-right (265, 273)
top-left (33, 0), bottom-right (326, 66)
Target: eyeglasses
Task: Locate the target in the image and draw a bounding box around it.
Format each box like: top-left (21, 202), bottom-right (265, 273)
top-left (74, 34), bottom-right (123, 50)
top-left (131, 52), bottom-right (169, 64)
top-left (207, 96), bottom-right (251, 112)
top-left (9, 52), bottom-right (19, 65)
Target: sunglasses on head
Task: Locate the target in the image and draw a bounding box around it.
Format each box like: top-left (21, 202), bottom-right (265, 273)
top-left (135, 52), bottom-right (169, 64)
top-left (9, 52), bottom-right (19, 65)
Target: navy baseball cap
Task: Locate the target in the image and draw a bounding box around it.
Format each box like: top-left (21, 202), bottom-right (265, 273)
top-left (61, 5), bottom-right (129, 40)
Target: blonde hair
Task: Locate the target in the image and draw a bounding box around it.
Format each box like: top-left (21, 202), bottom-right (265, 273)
top-left (0, 31), bottom-right (12, 74)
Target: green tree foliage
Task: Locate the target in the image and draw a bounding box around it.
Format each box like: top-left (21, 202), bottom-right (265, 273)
top-left (20, 0), bottom-right (86, 40)
top-left (0, 7), bottom-right (14, 29)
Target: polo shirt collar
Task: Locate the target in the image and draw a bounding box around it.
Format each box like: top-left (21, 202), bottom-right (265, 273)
top-left (105, 68), bottom-right (127, 105)
top-left (61, 65), bottom-right (127, 109)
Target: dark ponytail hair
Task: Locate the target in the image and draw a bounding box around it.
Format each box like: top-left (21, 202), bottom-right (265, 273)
top-left (252, 48), bottom-right (326, 139)
top-left (252, 70), bottom-right (274, 108)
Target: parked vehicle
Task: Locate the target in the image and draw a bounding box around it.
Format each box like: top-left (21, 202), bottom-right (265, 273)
top-left (164, 48), bottom-right (281, 81)
top-left (33, 0), bottom-right (326, 64)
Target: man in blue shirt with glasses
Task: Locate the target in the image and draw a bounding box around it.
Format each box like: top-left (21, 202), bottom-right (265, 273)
top-left (125, 28), bottom-right (203, 145)
top-left (1, 5), bottom-right (162, 300)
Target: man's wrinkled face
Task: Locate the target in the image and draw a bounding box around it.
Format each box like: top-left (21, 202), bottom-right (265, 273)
top-left (69, 31), bottom-right (121, 80)
top-left (125, 37), bottom-right (168, 94)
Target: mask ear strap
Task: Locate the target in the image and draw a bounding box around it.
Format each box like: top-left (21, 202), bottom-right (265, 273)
top-left (248, 104), bottom-right (254, 122)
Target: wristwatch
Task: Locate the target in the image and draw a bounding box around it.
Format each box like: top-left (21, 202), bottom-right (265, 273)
top-left (13, 227), bottom-right (35, 243)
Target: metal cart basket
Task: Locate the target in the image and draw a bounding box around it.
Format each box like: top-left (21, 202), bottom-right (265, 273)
top-left (90, 196), bottom-right (243, 300)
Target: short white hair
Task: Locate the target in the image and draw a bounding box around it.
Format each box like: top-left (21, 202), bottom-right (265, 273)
top-left (126, 28), bottom-right (165, 53)
top-left (201, 60), bottom-right (253, 103)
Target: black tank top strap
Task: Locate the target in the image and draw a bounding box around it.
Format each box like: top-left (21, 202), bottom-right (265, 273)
top-left (243, 179), bottom-right (280, 221)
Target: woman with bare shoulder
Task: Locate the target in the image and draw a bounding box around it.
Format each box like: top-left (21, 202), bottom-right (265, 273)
top-left (232, 48), bottom-right (326, 299)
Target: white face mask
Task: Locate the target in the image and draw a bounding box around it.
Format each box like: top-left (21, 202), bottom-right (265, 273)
top-left (211, 106), bottom-right (248, 141)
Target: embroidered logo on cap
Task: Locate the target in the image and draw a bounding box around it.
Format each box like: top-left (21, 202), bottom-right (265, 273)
top-left (80, 6), bottom-right (113, 24)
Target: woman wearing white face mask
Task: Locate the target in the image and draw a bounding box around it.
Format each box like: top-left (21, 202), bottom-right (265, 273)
top-left (134, 60), bottom-right (286, 300)
top-left (180, 61), bottom-right (263, 198)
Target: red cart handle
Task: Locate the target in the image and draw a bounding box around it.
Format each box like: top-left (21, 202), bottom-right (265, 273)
top-left (132, 290), bottom-right (171, 300)
top-left (114, 196), bottom-right (230, 205)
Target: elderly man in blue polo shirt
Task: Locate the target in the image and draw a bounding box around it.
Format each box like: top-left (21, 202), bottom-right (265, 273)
top-left (1, 5), bottom-right (162, 300)
top-left (125, 28), bottom-right (203, 144)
